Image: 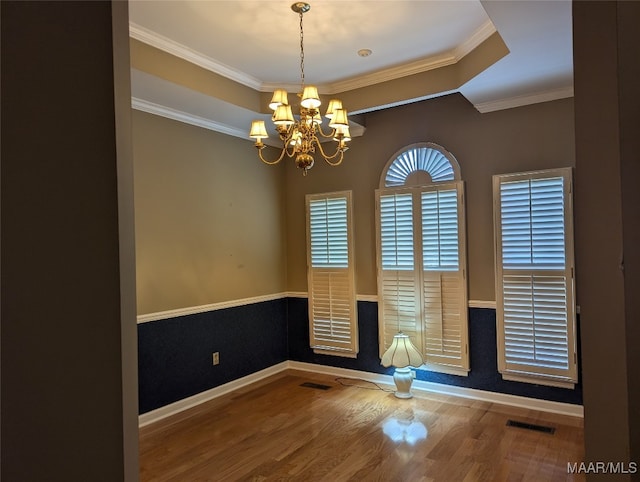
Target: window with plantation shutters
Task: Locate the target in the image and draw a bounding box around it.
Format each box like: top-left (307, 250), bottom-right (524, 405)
top-left (493, 168), bottom-right (577, 387)
top-left (376, 143), bottom-right (469, 376)
top-left (306, 191), bottom-right (358, 357)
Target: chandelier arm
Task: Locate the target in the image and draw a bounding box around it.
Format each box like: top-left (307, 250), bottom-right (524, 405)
top-left (256, 145), bottom-right (289, 165)
top-left (315, 139), bottom-right (345, 165)
top-left (285, 141), bottom-right (298, 158)
top-left (324, 150), bottom-right (345, 167)
top-left (315, 123), bottom-right (336, 139)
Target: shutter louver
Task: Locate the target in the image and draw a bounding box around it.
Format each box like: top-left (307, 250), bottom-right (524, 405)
top-left (423, 272), bottom-right (465, 366)
top-left (502, 274), bottom-right (569, 373)
top-left (422, 189), bottom-right (459, 270)
top-left (307, 193), bottom-right (357, 356)
top-left (380, 193), bottom-right (414, 270)
top-left (500, 177), bottom-right (565, 270)
top-left (494, 169), bottom-right (576, 386)
top-left (310, 198), bottom-right (349, 268)
top-left (310, 269), bottom-right (353, 349)
top-left (381, 270), bottom-right (421, 353)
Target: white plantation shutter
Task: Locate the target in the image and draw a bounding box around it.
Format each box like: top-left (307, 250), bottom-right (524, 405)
top-left (376, 183), bottom-right (469, 374)
top-left (377, 192), bottom-right (422, 353)
top-left (306, 192), bottom-right (358, 357)
top-left (422, 189), bottom-right (459, 270)
top-left (494, 169), bottom-right (577, 386)
top-left (421, 185), bottom-right (468, 369)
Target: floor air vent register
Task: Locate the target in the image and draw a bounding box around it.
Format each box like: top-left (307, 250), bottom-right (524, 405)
top-left (506, 420), bottom-right (556, 434)
top-left (300, 382), bottom-right (332, 390)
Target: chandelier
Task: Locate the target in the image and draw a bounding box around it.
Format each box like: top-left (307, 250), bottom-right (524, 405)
top-left (249, 2), bottom-right (351, 176)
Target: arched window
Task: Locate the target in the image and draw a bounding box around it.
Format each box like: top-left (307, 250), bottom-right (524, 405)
top-left (375, 143), bottom-right (469, 375)
top-left (380, 142), bottom-right (461, 188)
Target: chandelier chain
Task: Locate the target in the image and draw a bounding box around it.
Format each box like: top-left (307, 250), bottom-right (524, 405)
top-left (299, 10), bottom-right (305, 89)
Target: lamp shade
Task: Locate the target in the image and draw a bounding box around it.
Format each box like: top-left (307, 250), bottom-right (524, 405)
top-left (249, 120), bottom-right (268, 139)
top-left (325, 99), bottom-right (343, 119)
top-left (273, 104), bottom-right (295, 125)
top-left (269, 89), bottom-right (289, 110)
top-left (328, 108), bottom-right (348, 128)
top-left (300, 85), bottom-right (321, 109)
top-left (381, 333), bottom-right (423, 368)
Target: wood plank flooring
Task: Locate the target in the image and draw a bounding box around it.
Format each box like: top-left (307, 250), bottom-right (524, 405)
top-left (139, 370), bottom-right (584, 481)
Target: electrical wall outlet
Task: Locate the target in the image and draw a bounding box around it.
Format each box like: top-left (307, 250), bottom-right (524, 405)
top-left (212, 352), bottom-right (220, 365)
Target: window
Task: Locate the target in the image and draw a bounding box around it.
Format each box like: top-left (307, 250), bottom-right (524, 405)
top-left (306, 191), bottom-right (358, 357)
top-left (376, 144), bottom-right (469, 375)
top-left (493, 168), bottom-right (577, 387)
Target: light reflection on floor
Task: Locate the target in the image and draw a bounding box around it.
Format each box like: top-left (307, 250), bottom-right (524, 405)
top-left (382, 409), bottom-right (428, 446)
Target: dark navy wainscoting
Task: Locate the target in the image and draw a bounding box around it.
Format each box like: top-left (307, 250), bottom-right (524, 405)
top-left (138, 297), bottom-right (581, 414)
top-left (287, 298), bottom-right (583, 405)
top-left (138, 298), bottom-right (288, 414)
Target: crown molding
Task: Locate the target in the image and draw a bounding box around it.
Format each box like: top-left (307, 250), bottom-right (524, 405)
top-left (132, 97), bottom-right (250, 138)
top-left (327, 54), bottom-right (457, 94)
top-left (129, 22), bottom-right (263, 91)
top-left (131, 20), bottom-right (496, 96)
top-left (453, 20), bottom-right (497, 60)
top-left (473, 86), bottom-right (574, 113)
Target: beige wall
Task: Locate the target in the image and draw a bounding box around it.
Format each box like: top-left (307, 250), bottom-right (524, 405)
top-left (133, 94), bottom-right (575, 306)
top-left (133, 111), bottom-right (287, 314)
top-left (285, 93), bottom-right (575, 301)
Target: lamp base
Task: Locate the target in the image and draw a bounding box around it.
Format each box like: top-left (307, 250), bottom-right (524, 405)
top-left (392, 367), bottom-right (415, 399)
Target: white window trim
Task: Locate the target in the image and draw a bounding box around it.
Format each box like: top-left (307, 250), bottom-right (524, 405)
top-left (306, 191), bottom-right (358, 357)
top-left (493, 167), bottom-right (577, 388)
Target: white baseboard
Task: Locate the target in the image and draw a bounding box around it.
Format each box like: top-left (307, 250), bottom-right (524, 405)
top-left (138, 362), bottom-right (289, 427)
top-left (288, 362), bottom-right (583, 417)
top-left (139, 361), bottom-right (583, 427)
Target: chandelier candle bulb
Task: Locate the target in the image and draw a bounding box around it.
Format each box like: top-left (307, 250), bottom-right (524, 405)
top-left (334, 126), bottom-right (351, 142)
top-left (248, 2), bottom-right (351, 175)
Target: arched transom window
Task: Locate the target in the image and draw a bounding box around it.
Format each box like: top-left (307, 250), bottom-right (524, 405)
top-left (375, 143), bottom-right (469, 375)
top-left (380, 142), bottom-right (461, 188)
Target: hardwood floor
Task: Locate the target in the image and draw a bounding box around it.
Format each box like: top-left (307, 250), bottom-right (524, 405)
top-left (139, 370), bottom-right (585, 481)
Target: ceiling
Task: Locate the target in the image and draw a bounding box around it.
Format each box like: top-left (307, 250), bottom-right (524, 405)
top-left (128, 1), bottom-right (573, 141)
